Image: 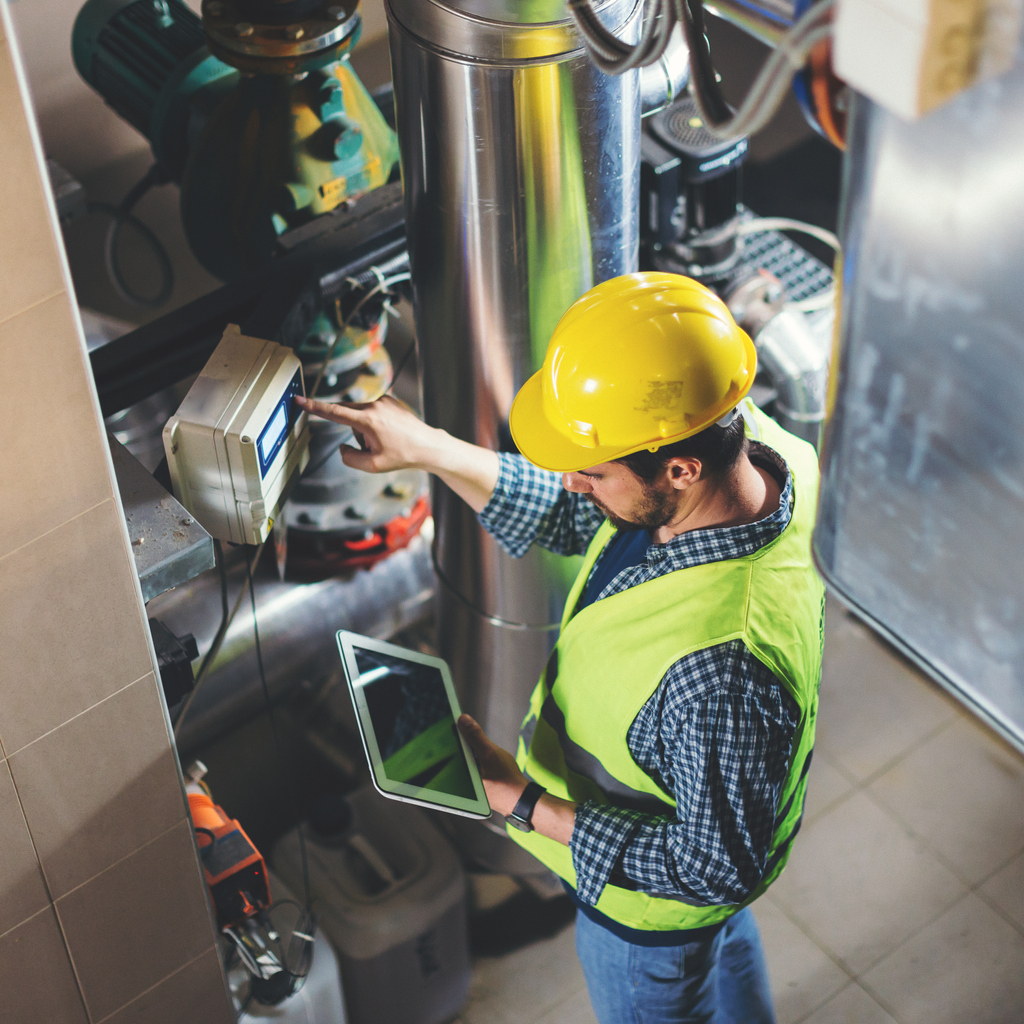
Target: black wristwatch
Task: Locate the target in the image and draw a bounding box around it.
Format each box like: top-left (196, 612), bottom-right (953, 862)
top-left (506, 782), bottom-right (546, 833)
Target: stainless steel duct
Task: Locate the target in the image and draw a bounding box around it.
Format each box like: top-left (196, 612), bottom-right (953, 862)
top-left (640, 26), bottom-right (690, 117)
top-left (386, 0), bottom-right (642, 753)
top-left (755, 308), bottom-right (829, 444)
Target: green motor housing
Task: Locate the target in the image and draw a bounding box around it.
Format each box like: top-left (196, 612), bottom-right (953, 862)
top-left (72, 0), bottom-right (400, 281)
top-left (72, 0), bottom-right (238, 180)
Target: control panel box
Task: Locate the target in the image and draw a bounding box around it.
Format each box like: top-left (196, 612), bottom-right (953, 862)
top-left (163, 326), bottom-right (310, 545)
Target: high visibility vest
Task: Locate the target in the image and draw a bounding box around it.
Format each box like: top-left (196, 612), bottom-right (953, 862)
top-left (508, 404), bottom-right (825, 932)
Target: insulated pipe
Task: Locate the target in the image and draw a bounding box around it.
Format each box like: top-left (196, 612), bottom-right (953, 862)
top-left (149, 526), bottom-right (435, 755)
top-left (386, 0), bottom-right (641, 753)
top-left (704, 0), bottom-right (797, 48)
top-left (640, 26), bottom-right (690, 116)
top-left (755, 308), bottom-right (828, 444)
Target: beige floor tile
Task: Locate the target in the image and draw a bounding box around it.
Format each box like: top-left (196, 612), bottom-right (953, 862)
top-left (861, 893), bottom-right (1024, 1024)
top-left (768, 791), bottom-right (966, 974)
top-left (979, 851), bottom-right (1024, 932)
top-left (753, 899), bottom-right (850, 1024)
top-left (462, 921), bottom-right (586, 1024)
top-left (868, 717), bottom-right (1024, 884)
top-left (803, 753), bottom-right (856, 825)
top-left (816, 605), bottom-right (956, 781)
top-left (533, 988), bottom-right (599, 1024)
top-left (800, 983), bottom-right (899, 1024)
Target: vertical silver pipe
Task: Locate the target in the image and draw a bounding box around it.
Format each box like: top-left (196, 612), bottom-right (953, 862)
top-left (386, 0), bottom-right (641, 751)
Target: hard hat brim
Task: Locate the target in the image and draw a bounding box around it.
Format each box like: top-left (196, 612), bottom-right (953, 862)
top-left (509, 333), bottom-right (757, 474)
top-left (508, 370), bottom-right (653, 473)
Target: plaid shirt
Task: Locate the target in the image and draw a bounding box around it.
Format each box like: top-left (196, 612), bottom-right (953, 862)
top-left (478, 444), bottom-right (798, 908)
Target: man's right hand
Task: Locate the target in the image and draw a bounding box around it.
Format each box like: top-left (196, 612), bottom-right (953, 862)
top-left (295, 394), bottom-right (501, 513)
top-left (296, 394), bottom-right (438, 475)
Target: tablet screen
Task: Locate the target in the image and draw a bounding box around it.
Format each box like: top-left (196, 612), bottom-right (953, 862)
top-left (354, 647), bottom-right (477, 800)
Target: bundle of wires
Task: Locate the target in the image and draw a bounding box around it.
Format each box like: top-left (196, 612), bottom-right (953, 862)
top-left (567, 0), bottom-right (836, 140)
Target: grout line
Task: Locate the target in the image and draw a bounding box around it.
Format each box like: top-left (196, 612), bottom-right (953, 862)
top-left (762, 892), bottom-right (854, 982)
top-left (53, 816), bottom-right (186, 904)
top-left (2, 743), bottom-right (94, 1021)
top-left (5, 670), bottom-right (154, 759)
top-left (0, 496), bottom-right (110, 568)
top-left (849, 888), bottom-right (973, 980)
top-left (93, 944), bottom-right (217, 1024)
top-left (0, 285), bottom-right (65, 333)
top-left (971, 881), bottom-right (1024, 943)
top-left (0, 902), bottom-right (50, 943)
top-left (852, 717), bottom-right (956, 792)
top-left (858, 785), bottom-right (981, 894)
top-left (790, 979), bottom-right (856, 1024)
top-left (856, 973), bottom-right (912, 1024)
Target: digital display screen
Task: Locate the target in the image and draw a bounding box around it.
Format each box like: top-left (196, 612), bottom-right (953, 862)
top-left (259, 403), bottom-right (288, 465)
top-left (355, 648), bottom-right (476, 800)
top-left (256, 369), bottom-right (303, 478)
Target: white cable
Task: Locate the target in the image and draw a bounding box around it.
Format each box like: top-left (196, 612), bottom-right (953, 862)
top-left (693, 1), bottom-right (835, 139)
top-left (738, 216), bottom-right (841, 312)
top-left (737, 216), bottom-right (840, 252)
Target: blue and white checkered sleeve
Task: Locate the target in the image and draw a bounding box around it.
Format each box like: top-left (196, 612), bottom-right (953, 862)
top-left (478, 453), bottom-right (605, 557)
top-left (569, 642), bottom-right (798, 907)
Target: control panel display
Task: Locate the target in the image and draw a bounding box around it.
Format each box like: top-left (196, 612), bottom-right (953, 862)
top-left (256, 369), bottom-right (303, 478)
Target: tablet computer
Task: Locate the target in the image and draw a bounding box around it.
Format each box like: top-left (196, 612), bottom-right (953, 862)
top-left (336, 631), bottom-right (491, 819)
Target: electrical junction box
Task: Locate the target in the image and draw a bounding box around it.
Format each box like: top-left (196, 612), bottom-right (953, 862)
top-left (834, 0), bottom-right (1023, 119)
top-left (163, 325), bottom-right (310, 545)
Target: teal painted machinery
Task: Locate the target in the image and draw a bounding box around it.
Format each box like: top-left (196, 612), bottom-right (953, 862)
top-left (73, 0), bottom-right (400, 280)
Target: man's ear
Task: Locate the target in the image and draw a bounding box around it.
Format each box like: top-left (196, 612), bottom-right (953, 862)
top-left (665, 457), bottom-right (702, 489)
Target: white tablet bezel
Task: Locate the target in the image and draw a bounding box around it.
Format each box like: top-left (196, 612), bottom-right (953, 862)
top-left (336, 630), bottom-right (491, 820)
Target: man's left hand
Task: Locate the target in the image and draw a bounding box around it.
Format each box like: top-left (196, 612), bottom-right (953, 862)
top-left (457, 714), bottom-right (529, 817)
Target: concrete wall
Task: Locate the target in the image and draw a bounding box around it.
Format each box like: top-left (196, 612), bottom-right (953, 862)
top-left (0, 5), bottom-right (233, 1021)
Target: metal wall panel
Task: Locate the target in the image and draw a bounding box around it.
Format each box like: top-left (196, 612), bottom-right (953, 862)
top-left (815, 59), bottom-right (1024, 751)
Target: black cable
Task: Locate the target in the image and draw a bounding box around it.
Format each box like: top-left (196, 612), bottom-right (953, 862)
top-left (198, 540), bottom-right (229, 682)
top-left (678, 0), bottom-right (732, 126)
top-left (387, 337), bottom-right (417, 392)
top-left (89, 163), bottom-right (174, 308)
top-left (246, 557), bottom-right (314, 920)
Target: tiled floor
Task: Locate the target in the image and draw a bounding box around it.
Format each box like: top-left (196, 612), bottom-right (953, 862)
top-left (456, 599), bottom-right (1024, 1024)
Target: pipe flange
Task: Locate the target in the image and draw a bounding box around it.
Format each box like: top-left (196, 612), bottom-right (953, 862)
top-left (202, 0), bottom-right (360, 74)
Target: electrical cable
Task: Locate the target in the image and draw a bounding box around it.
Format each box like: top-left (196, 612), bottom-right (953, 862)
top-left (566, 0), bottom-right (683, 74)
top-left (194, 539), bottom-right (229, 684)
top-left (680, 0), bottom-right (836, 139)
top-left (309, 272), bottom-right (411, 400)
top-left (246, 557), bottom-right (314, 924)
top-left (173, 540), bottom-right (266, 741)
top-left (87, 164), bottom-right (174, 308)
top-left (738, 216), bottom-right (841, 311)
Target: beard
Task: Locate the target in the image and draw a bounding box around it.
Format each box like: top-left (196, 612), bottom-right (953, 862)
top-left (586, 485), bottom-right (677, 533)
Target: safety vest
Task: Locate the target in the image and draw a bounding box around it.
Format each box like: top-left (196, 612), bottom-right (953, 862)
top-left (508, 404), bottom-right (825, 932)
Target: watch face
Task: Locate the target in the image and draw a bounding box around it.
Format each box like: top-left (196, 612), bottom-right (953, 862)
top-left (506, 814), bottom-right (531, 833)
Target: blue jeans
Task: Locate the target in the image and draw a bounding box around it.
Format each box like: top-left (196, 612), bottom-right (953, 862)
top-left (574, 907), bottom-right (776, 1024)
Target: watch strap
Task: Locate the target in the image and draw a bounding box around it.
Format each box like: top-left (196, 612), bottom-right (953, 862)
top-left (508, 781), bottom-right (546, 831)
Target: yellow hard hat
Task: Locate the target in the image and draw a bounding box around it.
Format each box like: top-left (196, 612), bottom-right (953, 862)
top-left (510, 273), bottom-right (757, 472)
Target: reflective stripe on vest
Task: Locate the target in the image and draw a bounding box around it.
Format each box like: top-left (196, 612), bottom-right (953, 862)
top-left (508, 403), bottom-right (825, 933)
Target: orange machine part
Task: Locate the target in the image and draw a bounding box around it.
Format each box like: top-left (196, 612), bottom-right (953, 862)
top-left (809, 38), bottom-right (847, 150)
top-left (188, 792), bottom-right (271, 927)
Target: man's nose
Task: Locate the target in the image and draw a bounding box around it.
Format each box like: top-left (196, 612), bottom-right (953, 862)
top-left (562, 472), bottom-right (591, 493)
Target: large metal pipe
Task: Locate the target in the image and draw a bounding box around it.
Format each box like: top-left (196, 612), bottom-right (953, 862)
top-left (149, 526), bottom-right (435, 755)
top-left (386, 0), bottom-right (641, 754)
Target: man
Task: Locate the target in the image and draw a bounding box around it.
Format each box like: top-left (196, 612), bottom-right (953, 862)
top-left (298, 273), bottom-right (824, 1023)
